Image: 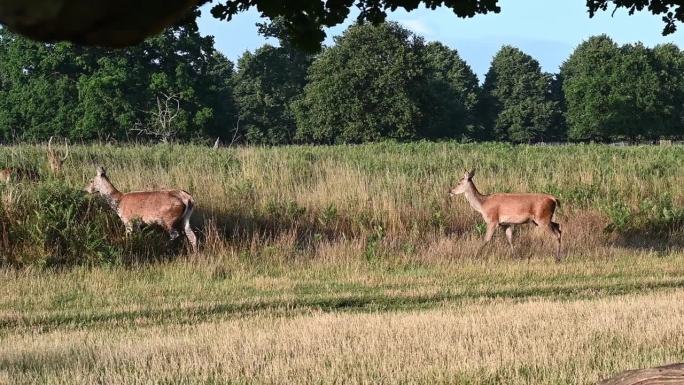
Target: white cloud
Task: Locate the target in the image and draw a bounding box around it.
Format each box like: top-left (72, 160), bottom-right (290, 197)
top-left (397, 19), bottom-right (433, 37)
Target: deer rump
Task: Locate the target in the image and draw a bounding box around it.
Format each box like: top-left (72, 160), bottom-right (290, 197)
top-left (117, 190), bottom-right (194, 231)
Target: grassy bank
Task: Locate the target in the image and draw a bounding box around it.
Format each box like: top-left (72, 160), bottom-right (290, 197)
top-left (1, 142), bottom-right (683, 264)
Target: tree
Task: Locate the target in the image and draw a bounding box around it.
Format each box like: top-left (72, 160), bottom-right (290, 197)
top-left (420, 42), bottom-right (480, 140)
top-left (479, 46), bottom-right (559, 143)
top-left (652, 43), bottom-right (684, 137)
top-left (211, 1), bottom-right (682, 50)
top-left (129, 18), bottom-right (236, 142)
top-left (561, 36), bottom-right (670, 141)
top-left (0, 17), bottom-right (236, 142)
top-left (0, 30), bottom-right (81, 140)
top-left (610, 43), bottom-right (662, 140)
top-left (560, 35), bottom-right (622, 141)
top-left (232, 19), bottom-right (312, 145)
top-left (294, 22), bottom-right (426, 144)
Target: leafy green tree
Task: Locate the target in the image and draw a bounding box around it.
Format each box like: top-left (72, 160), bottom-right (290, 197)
top-left (587, 0), bottom-right (683, 35)
top-left (610, 43), bottom-right (662, 140)
top-left (652, 43), bottom-right (684, 137)
top-left (129, 20), bottom-right (236, 142)
top-left (209, 1), bottom-right (501, 51)
top-left (1, 1), bottom-right (681, 51)
top-left (0, 18), bottom-right (236, 142)
top-left (209, 0), bottom-right (681, 50)
top-left (562, 36), bottom-right (671, 141)
top-left (420, 42), bottom-right (480, 140)
top-left (74, 53), bottom-right (146, 140)
top-left (479, 46), bottom-right (559, 143)
top-left (0, 31), bottom-right (80, 140)
top-left (232, 19), bottom-right (312, 145)
top-left (294, 22), bottom-right (426, 144)
top-left (560, 35), bottom-right (622, 141)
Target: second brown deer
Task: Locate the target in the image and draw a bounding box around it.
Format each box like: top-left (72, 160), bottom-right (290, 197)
top-left (449, 169), bottom-right (562, 261)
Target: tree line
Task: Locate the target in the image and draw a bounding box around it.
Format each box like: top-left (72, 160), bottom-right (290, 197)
top-left (0, 19), bottom-right (682, 144)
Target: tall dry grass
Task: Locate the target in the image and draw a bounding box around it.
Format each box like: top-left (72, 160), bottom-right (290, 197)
top-left (0, 142), bottom-right (682, 265)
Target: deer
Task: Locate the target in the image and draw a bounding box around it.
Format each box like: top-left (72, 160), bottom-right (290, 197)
top-left (0, 167), bottom-right (40, 183)
top-left (84, 166), bottom-right (198, 253)
top-left (449, 169), bottom-right (562, 261)
top-left (1, 136), bottom-right (69, 183)
top-left (47, 136), bottom-right (69, 174)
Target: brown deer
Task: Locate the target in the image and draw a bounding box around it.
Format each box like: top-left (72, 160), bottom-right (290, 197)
top-left (47, 136), bottom-right (69, 174)
top-left (449, 169), bottom-right (562, 261)
top-left (0, 167), bottom-right (40, 183)
top-left (84, 166), bottom-right (198, 252)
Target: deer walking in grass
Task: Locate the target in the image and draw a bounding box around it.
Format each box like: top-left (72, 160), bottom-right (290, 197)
top-left (84, 166), bottom-right (198, 253)
top-left (449, 169), bottom-right (562, 261)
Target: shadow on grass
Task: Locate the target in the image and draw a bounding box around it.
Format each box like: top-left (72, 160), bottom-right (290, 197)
top-left (3, 276), bottom-right (684, 334)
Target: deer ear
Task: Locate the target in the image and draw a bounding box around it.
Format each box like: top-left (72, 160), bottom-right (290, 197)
top-left (96, 166), bottom-right (106, 176)
top-left (467, 169), bottom-right (476, 180)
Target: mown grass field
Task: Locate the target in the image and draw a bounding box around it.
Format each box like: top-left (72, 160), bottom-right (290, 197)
top-left (1, 142), bottom-right (684, 384)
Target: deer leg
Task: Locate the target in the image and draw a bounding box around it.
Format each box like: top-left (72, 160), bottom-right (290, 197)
top-left (476, 222), bottom-right (497, 258)
top-left (543, 222), bottom-right (562, 262)
top-left (551, 222), bottom-right (562, 262)
top-left (184, 220), bottom-right (198, 253)
top-left (503, 225), bottom-right (515, 256)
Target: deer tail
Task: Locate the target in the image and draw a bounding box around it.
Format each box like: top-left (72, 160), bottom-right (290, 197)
top-left (176, 190), bottom-right (195, 225)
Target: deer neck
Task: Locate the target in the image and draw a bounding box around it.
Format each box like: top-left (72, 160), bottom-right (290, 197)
top-left (463, 181), bottom-right (486, 214)
top-left (99, 178), bottom-right (123, 210)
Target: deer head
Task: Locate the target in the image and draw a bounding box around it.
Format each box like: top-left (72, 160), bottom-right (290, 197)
top-left (83, 166), bottom-right (110, 194)
top-left (449, 169), bottom-right (476, 196)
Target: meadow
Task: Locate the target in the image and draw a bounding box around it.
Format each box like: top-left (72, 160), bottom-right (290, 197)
top-left (1, 142), bottom-right (684, 384)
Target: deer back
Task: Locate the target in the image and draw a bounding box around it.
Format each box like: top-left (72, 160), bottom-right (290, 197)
top-left (484, 193), bottom-right (558, 222)
top-left (118, 190), bottom-right (192, 228)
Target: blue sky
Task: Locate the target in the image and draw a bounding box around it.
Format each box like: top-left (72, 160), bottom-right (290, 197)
top-left (197, 0), bottom-right (682, 81)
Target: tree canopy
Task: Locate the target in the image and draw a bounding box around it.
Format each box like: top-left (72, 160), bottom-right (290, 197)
top-left (232, 19), bottom-right (312, 145)
top-left (420, 42), bottom-right (480, 140)
top-left (293, 22), bottom-right (427, 143)
top-left (479, 46), bottom-right (560, 143)
top-left (0, 18), bottom-right (682, 144)
top-left (0, 18), bottom-right (236, 142)
top-left (560, 35), bottom-right (683, 141)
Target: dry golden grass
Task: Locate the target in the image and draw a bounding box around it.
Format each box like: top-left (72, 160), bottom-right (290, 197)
top-left (2, 253), bottom-right (684, 384)
top-left (2, 289), bottom-right (684, 385)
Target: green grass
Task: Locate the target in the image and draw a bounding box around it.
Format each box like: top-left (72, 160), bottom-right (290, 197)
top-left (3, 254), bottom-right (684, 333)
